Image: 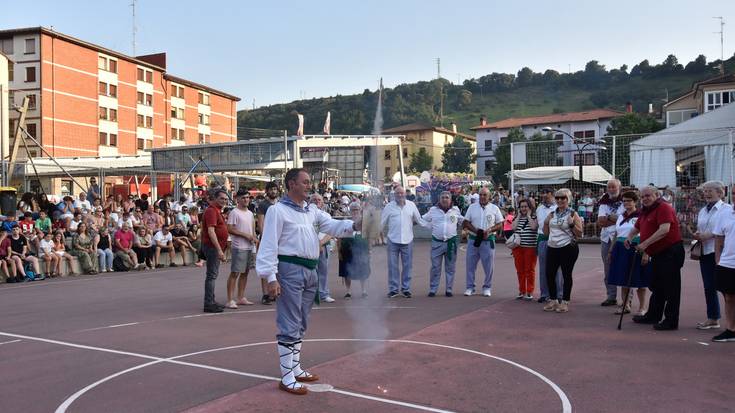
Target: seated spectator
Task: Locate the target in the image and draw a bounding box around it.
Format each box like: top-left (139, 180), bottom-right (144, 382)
top-left (39, 231), bottom-right (60, 278)
top-left (91, 209), bottom-right (105, 229)
top-left (123, 195), bottom-right (136, 213)
top-left (135, 193), bottom-right (150, 212)
top-left (133, 227), bottom-right (154, 269)
top-left (70, 223), bottom-right (98, 275)
top-left (171, 222), bottom-right (196, 266)
top-left (153, 224), bottom-right (177, 268)
top-left (96, 227), bottom-right (114, 273)
top-left (35, 210), bottom-right (51, 233)
top-left (10, 226), bottom-right (41, 279)
top-left (19, 211), bottom-right (35, 235)
top-left (118, 211), bottom-right (136, 229)
top-left (114, 222), bottom-right (141, 270)
top-left (53, 231), bottom-right (76, 275)
top-left (0, 231), bottom-right (18, 282)
top-left (189, 206), bottom-right (200, 227)
top-left (188, 223), bottom-right (204, 267)
top-left (143, 206), bottom-right (163, 233)
top-left (172, 196), bottom-right (188, 213)
top-left (176, 206), bottom-right (192, 227)
top-left (68, 212), bottom-right (83, 234)
top-left (2, 213), bottom-right (18, 233)
top-left (59, 196), bottom-right (75, 220)
top-left (74, 192), bottom-right (92, 214)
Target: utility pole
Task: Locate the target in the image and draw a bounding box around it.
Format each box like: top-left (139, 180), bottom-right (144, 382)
top-left (713, 17), bottom-right (725, 74)
top-left (435, 57), bottom-right (443, 127)
top-left (131, 0), bottom-right (137, 56)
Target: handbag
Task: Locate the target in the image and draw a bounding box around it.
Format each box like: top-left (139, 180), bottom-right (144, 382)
top-left (689, 240), bottom-right (702, 261)
top-left (505, 233), bottom-right (521, 249)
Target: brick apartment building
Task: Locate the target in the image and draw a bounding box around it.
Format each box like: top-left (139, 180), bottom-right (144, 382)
top-left (1, 26), bottom-right (239, 194)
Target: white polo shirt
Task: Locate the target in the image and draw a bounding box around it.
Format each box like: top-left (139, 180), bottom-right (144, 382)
top-left (422, 206), bottom-right (464, 241)
top-left (699, 200), bottom-right (732, 255)
top-left (464, 202), bottom-right (503, 233)
top-left (535, 202), bottom-right (557, 235)
top-left (713, 209), bottom-right (735, 269)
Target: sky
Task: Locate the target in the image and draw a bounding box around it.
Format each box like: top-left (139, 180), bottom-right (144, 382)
top-left (2, 0), bottom-right (734, 109)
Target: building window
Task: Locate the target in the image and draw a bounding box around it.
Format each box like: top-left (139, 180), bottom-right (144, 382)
top-left (8, 91), bottom-right (14, 106)
top-left (8, 63), bottom-right (13, 81)
top-left (385, 167), bottom-right (391, 178)
top-left (97, 56), bottom-right (117, 73)
top-left (198, 113), bottom-right (210, 125)
top-left (110, 108), bottom-right (117, 122)
top-left (705, 90), bottom-right (735, 112)
top-left (137, 138), bottom-right (151, 150)
top-left (27, 123), bottom-right (36, 138)
top-left (403, 147), bottom-right (408, 158)
top-left (99, 131), bottom-right (106, 145)
top-left (667, 109), bottom-right (698, 127)
top-left (573, 153), bottom-right (596, 166)
top-left (136, 92), bottom-right (153, 106)
top-left (27, 94), bottom-right (36, 110)
top-left (98, 82), bottom-right (117, 97)
top-left (98, 132), bottom-right (117, 146)
top-left (172, 85), bottom-right (185, 98)
top-left (24, 38), bottom-right (35, 54)
top-left (145, 116), bottom-right (152, 128)
top-left (384, 150), bottom-right (391, 160)
top-left (573, 130), bottom-right (596, 140)
top-left (109, 84), bottom-right (117, 98)
top-left (60, 179), bottom-right (73, 196)
top-left (109, 133), bottom-right (117, 146)
top-left (198, 92), bottom-right (210, 105)
top-left (137, 67), bottom-right (153, 83)
top-left (0, 39), bottom-right (13, 54)
top-left (499, 136), bottom-right (507, 144)
top-left (99, 107), bottom-right (117, 122)
top-left (554, 134), bottom-right (564, 147)
top-left (171, 128), bottom-right (185, 140)
top-left (198, 133), bottom-right (210, 144)
top-left (171, 107), bottom-right (184, 119)
top-left (484, 139), bottom-right (492, 151)
top-left (25, 66), bottom-right (36, 82)
top-left (109, 59), bottom-right (117, 73)
top-left (585, 130), bottom-right (595, 138)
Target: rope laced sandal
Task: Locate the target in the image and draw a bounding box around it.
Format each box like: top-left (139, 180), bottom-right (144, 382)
top-left (292, 341), bottom-right (319, 383)
top-left (277, 342), bottom-right (307, 395)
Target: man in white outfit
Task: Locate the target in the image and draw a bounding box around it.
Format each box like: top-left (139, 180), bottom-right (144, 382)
top-left (463, 187), bottom-right (503, 297)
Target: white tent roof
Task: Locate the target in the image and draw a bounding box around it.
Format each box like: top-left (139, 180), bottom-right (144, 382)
top-left (630, 103), bottom-right (735, 151)
top-left (22, 155), bottom-right (152, 177)
top-left (512, 166), bottom-right (612, 185)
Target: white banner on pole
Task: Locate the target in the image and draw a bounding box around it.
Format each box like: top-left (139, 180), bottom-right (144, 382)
top-left (512, 143), bottom-right (527, 165)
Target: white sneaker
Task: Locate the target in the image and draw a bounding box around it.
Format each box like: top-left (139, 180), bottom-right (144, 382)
top-left (482, 288), bottom-right (492, 297)
top-left (464, 289), bottom-right (474, 296)
top-left (100, 268), bottom-right (106, 273)
top-left (323, 296), bottom-right (336, 303)
top-left (225, 300), bottom-right (238, 309)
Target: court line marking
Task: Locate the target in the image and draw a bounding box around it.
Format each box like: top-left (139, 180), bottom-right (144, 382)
top-left (0, 331), bottom-right (570, 413)
top-left (0, 267), bottom-right (186, 292)
top-left (76, 306), bottom-right (417, 333)
top-left (0, 339), bottom-right (21, 346)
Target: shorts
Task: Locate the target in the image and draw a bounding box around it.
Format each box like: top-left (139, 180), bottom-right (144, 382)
top-left (230, 248), bottom-right (252, 273)
top-left (714, 265), bottom-right (735, 294)
top-left (157, 245), bottom-right (174, 253)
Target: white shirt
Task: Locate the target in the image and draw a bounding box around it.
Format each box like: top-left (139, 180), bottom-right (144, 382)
top-left (535, 202), bottom-right (557, 235)
top-left (613, 214), bottom-right (638, 239)
top-left (713, 209), bottom-right (735, 269)
top-left (598, 199), bottom-right (625, 243)
top-left (39, 239), bottom-right (54, 257)
top-left (548, 208), bottom-right (575, 248)
top-left (421, 206), bottom-right (463, 241)
top-left (153, 231), bottom-right (172, 246)
top-left (464, 202), bottom-right (504, 234)
top-left (74, 199), bottom-right (91, 212)
top-left (698, 200), bottom-right (732, 255)
top-left (118, 217), bottom-right (136, 229)
top-left (380, 200), bottom-right (424, 244)
top-left (256, 200), bottom-right (354, 283)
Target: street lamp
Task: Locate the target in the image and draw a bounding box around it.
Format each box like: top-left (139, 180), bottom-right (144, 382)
top-left (541, 127), bottom-right (606, 184)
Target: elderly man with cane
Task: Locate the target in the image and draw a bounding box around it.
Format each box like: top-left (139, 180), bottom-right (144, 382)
top-left (625, 185), bottom-right (684, 331)
top-left (256, 168), bottom-right (359, 395)
top-left (421, 191), bottom-right (464, 297)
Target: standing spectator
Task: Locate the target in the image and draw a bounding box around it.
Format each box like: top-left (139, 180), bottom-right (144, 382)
top-left (309, 194), bottom-right (335, 303)
top-left (87, 177), bottom-right (100, 205)
top-left (536, 188), bottom-right (562, 303)
top-left (201, 189), bottom-right (229, 313)
top-left (133, 226), bottom-right (154, 269)
top-left (339, 201), bottom-right (371, 299)
top-left (627, 185), bottom-right (685, 331)
top-left (503, 207), bottom-right (515, 240)
top-left (95, 227), bottom-right (114, 273)
top-left (542, 188), bottom-right (583, 313)
top-left (597, 179), bottom-right (624, 306)
top-left (256, 181), bottom-right (280, 305)
top-left (607, 191), bottom-right (650, 315)
top-left (512, 199), bottom-right (538, 300)
top-left (153, 224), bottom-right (177, 268)
top-left (421, 191), bottom-right (463, 297)
top-left (691, 181), bottom-right (731, 330)
top-left (225, 189), bottom-right (257, 308)
top-left (10, 226), bottom-right (41, 278)
top-left (712, 185), bottom-right (735, 342)
top-left (380, 185), bottom-right (424, 298)
top-left (115, 222), bottom-right (140, 270)
top-left (70, 223), bottom-right (98, 275)
top-left (463, 187), bottom-right (503, 297)
top-left (39, 231), bottom-right (60, 278)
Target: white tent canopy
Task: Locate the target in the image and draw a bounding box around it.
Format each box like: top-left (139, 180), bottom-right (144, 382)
top-left (512, 165), bottom-right (613, 185)
top-left (630, 103), bottom-right (735, 188)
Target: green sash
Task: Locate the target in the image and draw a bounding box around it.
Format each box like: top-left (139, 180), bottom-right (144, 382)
top-left (432, 235), bottom-right (458, 261)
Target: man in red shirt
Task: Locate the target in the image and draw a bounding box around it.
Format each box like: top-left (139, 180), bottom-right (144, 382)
top-left (115, 222), bottom-right (141, 270)
top-left (202, 188), bottom-right (229, 313)
top-left (625, 185), bottom-right (685, 330)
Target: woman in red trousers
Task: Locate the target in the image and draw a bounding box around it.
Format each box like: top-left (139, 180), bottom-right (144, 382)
top-left (512, 199), bottom-right (538, 300)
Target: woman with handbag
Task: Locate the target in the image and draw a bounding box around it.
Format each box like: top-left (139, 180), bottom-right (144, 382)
top-left (691, 181), bottom-right (732, 330)
top-left (511, 199), bottom-right (538, 300)
top-left (542, 188), bottom-right (583, 313)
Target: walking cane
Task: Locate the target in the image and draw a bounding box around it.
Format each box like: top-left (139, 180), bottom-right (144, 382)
top-left (617, 249), bottom-right (639, 330)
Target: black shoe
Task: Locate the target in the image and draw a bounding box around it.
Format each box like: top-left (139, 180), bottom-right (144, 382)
top-left (712, 329), bottom-right (735, 342)
top-left (344, 293), bottom-right (352, 300)
top-left (632, 315), bottom-right (657, 324)
top-left (537, 296), bottom-right (547, 303)
top-left (653, 322), bottom-right (678, 331)
top-left (203, 305), bottom-right (224, 313)
top-left (170, 263), bottom-right (178, 267)
top-left (387, 291), bottom-right (399, 298)
top-left (6, 277), bottom-right (15, 284)
top-left (261, 295), bottom-right (273, 305)
top-left (600, 299), bottom-right (618, 307)
top-left (402, 291), bottom-right (412, 298)
top-left (214, 302), bottom-right (226, 309)
top-left (445, 292), bottom-right (453, 297)
top-left (428, 292), bottom-right (436, 297)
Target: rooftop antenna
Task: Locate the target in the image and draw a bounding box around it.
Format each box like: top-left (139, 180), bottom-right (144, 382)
top-left (131, 0), bottom-right (137, 56)
top-left (714, 16), bottom-right (725, 74)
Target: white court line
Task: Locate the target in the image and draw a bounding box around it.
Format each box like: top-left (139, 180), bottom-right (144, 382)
top-left (0, 339), bottom-right (21, 346)
top-left (0, 268), bottom-right (185, 292)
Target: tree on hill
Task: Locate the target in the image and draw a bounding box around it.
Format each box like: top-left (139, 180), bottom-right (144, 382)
top-left (441, 136), bottom-right (476, 173)
top-left (408, 147), bottom-right (434, 173)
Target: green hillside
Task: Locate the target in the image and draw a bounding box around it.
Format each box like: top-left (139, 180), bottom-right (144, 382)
top-left (238, 54), bottom-right (735, 136)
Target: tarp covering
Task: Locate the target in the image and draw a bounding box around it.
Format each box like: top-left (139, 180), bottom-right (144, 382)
top-left (512, 165), bottom-right (612, 185)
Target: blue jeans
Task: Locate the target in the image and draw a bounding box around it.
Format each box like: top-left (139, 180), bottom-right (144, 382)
top-left (387, 240), bottom-right (413, 293)
top-left (538, 240), bottom-right (562, 299)
top-left (601, 241), bottom-right (618, 300)
top-left (317, 248), bottom-right (330, 300)
top-left (699, 253), bottom-right (721, 320)
top-left (202, 244), bottom-right (221, 307)
top-left (465, 240), bottom-right (494, 291)
top-left (97, 248), bottom-right (113, 270)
